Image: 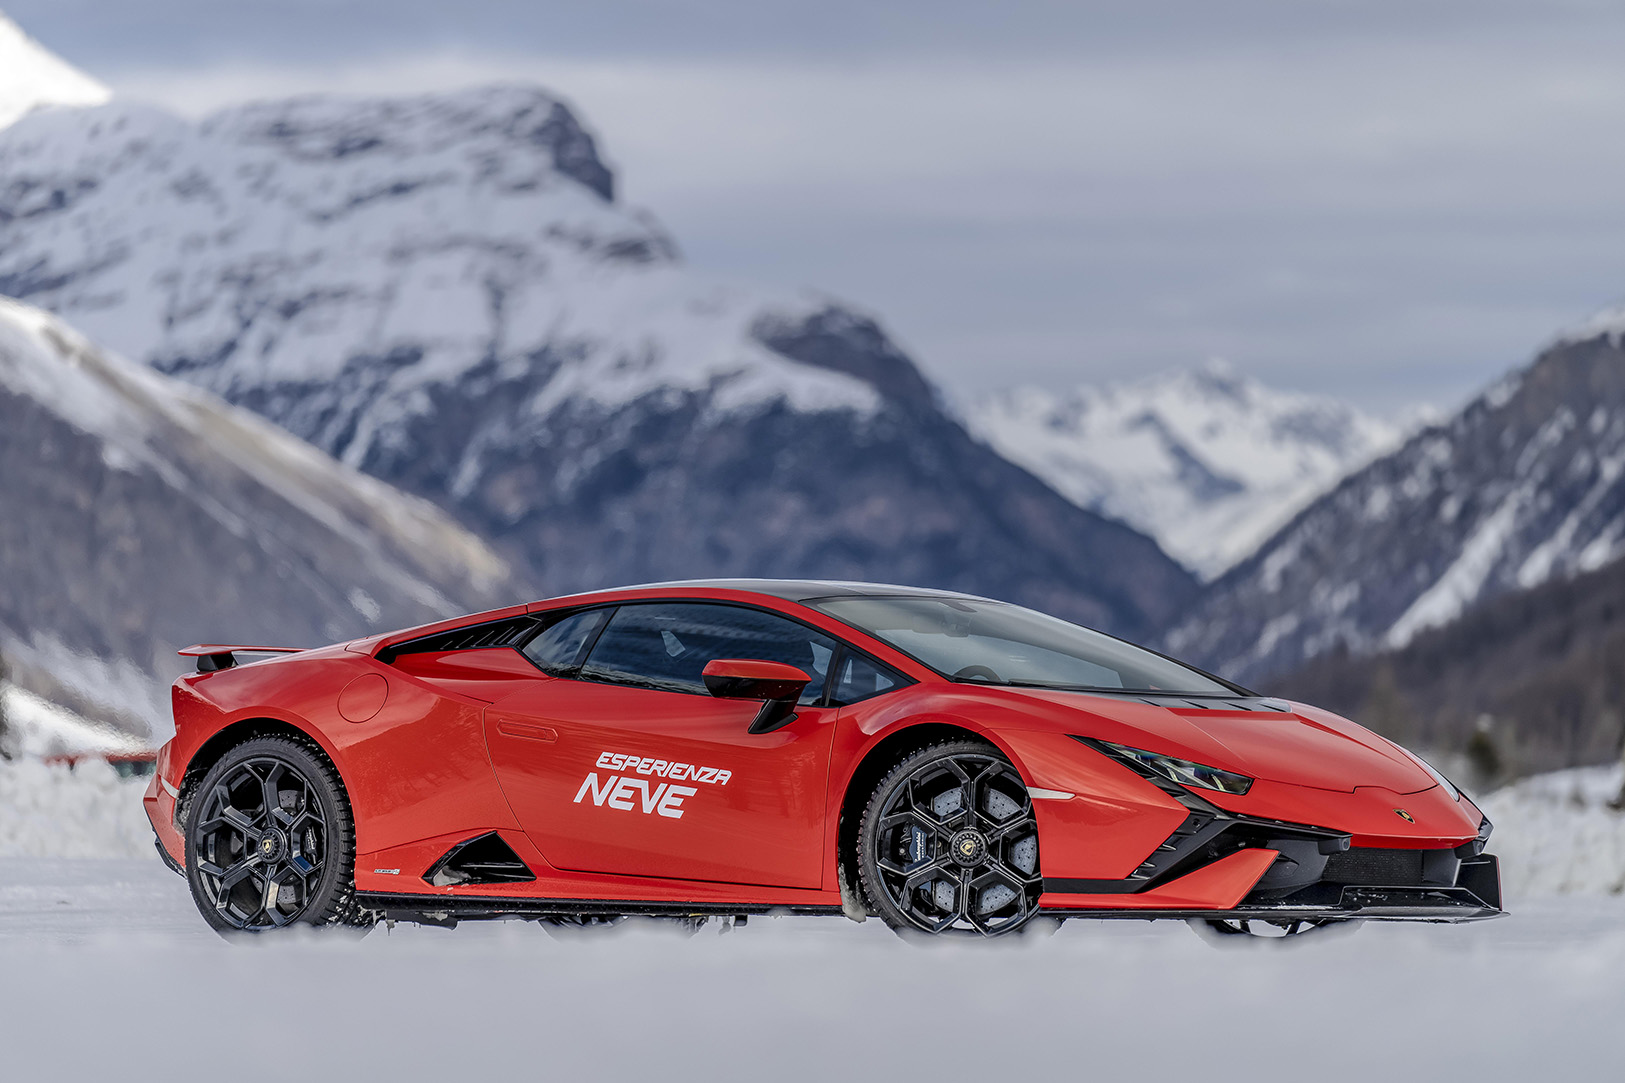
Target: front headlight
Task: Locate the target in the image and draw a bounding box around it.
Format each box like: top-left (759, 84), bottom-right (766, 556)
top-left (1393, 745), bottom-right (1462, 801)
top-left (1101, 741), bottom-right (1254, 795)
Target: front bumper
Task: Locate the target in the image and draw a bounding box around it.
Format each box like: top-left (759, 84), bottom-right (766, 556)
top-left (1033, 739), bottom-right (1503, 922)
top-left (1038, 834), bottom-right (1502, 923)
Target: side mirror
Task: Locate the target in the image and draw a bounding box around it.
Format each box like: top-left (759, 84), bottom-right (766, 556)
top-left (702, 659), bottom-right (812, 735)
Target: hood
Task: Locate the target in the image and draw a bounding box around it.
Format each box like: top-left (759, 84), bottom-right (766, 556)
top-left (1005, 688), bottom-right (1434, 795)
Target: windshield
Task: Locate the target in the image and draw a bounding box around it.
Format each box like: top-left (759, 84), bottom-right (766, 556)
top-left (812, 596), bottom-right (1236, 696)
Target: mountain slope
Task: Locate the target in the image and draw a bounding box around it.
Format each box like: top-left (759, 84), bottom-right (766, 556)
top-left (0, 91), bottom-right (1198, 637)
top-left (1276, 541), bottom-right (1625, 780)
top-left (0, 296), bottom-right (516, 738)
top-left (1166, 318), bottom-right (1625, 683)
top-left (974, 362), bottom-right (1405, 578)
top-left (0, 12), bottom-right (108, 131)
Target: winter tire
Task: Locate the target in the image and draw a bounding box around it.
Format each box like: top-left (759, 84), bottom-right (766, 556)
top-left (858, 740), bottom-right (1042, 937)
top-left (184, 736), bottom-right (366, 935)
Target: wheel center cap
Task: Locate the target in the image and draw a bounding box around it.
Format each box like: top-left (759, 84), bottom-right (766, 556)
top-left (256, 829), bottom-right (287, 863)
top-left (949, 829), bottom-right (989, 867)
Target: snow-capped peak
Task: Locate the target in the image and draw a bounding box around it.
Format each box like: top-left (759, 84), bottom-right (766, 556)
top-left (0, 12), bottom-right (109, 131)
top-left (973, 363), bottom-right (1409, 578)
top-left (1558, 300), bottom-right (1625, 348)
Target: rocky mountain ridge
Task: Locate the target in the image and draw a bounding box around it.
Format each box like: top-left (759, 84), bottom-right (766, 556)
top-left (0, 88), bottom-right (1199, 638)
top-left (974, 361), bottom-right (1406, 578)
top-left (1167, 318), bottom-right (1625, 684)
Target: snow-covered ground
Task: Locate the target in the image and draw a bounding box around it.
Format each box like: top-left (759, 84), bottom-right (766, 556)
top-left (0, 758), bottom-right (153, 859)
top-left (0, 857), bottom-right (1620, 1081)
top-left (1477, 764), bottom-right (1625, 898)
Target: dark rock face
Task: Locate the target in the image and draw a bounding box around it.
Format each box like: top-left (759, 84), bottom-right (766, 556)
top-left (753, 307), bottom-right (939, 411)
top-left (328, 307), bottom-right (1197, 640)
top-left (207, 87), bottom-right (617, 201)
top-left (0, 303), bottom-right (518, 734)
top-left (1168, 330), bottom-right (1625, 685)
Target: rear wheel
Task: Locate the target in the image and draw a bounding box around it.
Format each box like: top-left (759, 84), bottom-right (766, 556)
top-left (184, 736), bottom-right (367, 935)
top-left (857, 740), bottom-right (1042, 937)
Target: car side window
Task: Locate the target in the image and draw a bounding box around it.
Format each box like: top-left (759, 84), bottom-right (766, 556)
top-left (580, 603), bottom-right (839, 704)
top-left (522, 609), bottom-right (611, 676)
top-left (830, 651), bottom-right (904, 706)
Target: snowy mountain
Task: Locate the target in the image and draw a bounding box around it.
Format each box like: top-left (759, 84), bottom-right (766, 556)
top-left (0, 89), bottom-right (1198, 637)
top-left (973, 362), bottom-right (1406, 578)
top-left (1166, 312), bottom-right (1625, 684)
top-left (0, 12), bottom-right (108, 131)
top-left (0, 296), bottom-right (516, 739)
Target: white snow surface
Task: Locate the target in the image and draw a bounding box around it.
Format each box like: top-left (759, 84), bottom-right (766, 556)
top-left (0, 93), bottom-right (880, 483)
top-left (1477, 764), bottom-right (1625, 899)
top-left (0, 759), bottom-right (152, 858)
top-left (0, 857), bottom-right (1621, 1082)
top-left (0, 12), bottom-right (108, 131)
top-left (973, 362), bottom-right (1408, 577)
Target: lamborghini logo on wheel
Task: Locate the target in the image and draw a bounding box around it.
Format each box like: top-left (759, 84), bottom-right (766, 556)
top-left (1394, 808), bottom-right (1415, 823)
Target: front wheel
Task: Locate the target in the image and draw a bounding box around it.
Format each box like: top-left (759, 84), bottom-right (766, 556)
top-left (857, 740), bottom-right (1043, 937)
top-left (184, 736), bottom-right (366, 934)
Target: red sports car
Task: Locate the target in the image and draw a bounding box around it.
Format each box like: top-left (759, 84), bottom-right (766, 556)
top-left (145, 580), bottom-right (1501, 938)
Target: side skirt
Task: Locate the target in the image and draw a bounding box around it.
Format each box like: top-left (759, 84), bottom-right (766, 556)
top-left (356, 891), bottom-right (845, 925)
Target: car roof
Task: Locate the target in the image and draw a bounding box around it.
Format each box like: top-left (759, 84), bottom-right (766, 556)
top-left (554, 578), bottom-right (991, 605)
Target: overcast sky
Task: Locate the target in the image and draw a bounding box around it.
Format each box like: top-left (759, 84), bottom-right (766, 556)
top-left (12, 0), bottom-right (1625, 413)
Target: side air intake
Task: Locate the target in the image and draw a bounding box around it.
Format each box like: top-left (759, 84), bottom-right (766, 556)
top-left (423, 832), bottom-right (536, 887)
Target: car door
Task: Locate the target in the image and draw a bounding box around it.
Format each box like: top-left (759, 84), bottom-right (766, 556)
top-left (483, 601), bottom-right (843, 889)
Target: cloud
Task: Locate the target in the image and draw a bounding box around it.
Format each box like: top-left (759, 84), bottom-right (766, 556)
top-left (24, 1), bottom-right (1625, 411)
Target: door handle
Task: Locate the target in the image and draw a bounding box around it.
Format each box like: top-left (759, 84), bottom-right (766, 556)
top-left (495, 718), bottom-right (558, 742)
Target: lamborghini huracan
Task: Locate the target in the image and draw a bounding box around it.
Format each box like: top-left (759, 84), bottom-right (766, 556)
top-left (144, 580), bottom-right (1502, 937)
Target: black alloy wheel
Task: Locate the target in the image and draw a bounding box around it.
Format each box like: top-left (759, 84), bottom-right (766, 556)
top-left (184, 737), bottom-right (364, 934)
top-left (858, 740), bottom-right (1043, 937)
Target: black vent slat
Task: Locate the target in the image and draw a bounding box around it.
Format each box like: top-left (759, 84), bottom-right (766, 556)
top-left (384, 615), bottom-right (539, 661)
top-left (424, 832), bottom-right (536, 887)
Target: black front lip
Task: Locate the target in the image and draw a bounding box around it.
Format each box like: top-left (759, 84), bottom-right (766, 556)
top-left (1043, 879), bottom-right (1505, 923)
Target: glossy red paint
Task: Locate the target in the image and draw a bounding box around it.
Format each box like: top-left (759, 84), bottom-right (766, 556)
top-left (145, 581), bottom-right (1497, 923)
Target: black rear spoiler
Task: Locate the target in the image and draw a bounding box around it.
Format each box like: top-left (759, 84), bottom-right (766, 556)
top-left (178, 644), bottom-right (306, 673)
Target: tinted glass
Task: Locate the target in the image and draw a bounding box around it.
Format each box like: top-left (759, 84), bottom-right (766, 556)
top-left (814, 596), bottom-right (1233, 695)
top-left (830, 652), bottom-right (902, 706)
top-left (581, 603), bottom-right (839, 704)
top-left (522, 609), bottom-right (609, 675)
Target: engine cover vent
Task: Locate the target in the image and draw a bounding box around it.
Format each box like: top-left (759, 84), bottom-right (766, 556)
top-left (424, 832), bottom-right (536, 887)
